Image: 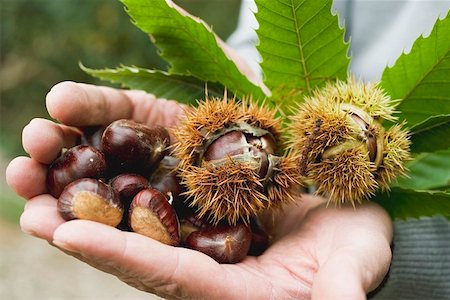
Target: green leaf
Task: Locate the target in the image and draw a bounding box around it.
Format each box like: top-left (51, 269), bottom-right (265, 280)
top-left (120, 0), bottom-right (267, 100)
top-left (381, 13), bottom-right (450, 127)
top-left (409, 114), bottom-right (450, 153)
top-left (373, 188), bottom-right (450, 220)
top-left (81, 64), bottom-right (224, 105)
top-left (394, 149), bottom-right (450, 190)
top-left (255, 0), bottom-right (350, 107)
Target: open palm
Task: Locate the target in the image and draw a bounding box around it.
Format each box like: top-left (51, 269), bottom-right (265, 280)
top-left (7, 82), bottom-right (392, 299)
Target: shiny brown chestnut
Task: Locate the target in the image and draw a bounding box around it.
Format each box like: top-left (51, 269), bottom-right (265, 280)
top-left (171, 196), bottom-right (194, 220)
top-left (203, 131), bottom-right (249, 161)
top-left (80, 125), bottom-right (106, 150)
top-left (102, 119), bottom-right (170, 175)
top-left (129, 188), bottom-right (180, 246)
top-left (47, 145), bottom-right (107, 198)
top-left (110, 173), bottom-right (149, 231)
top-left (149, 156), bottom-right (182, 198)
top-left (178, 210), bottom-right (210, 244)
top-left (58, 178), bottom-right (123, 227)
top-left (185, 223), bottom-right (252, 263)
top-left (202, 130), bottom-right (276, 179)
top-left (110, 173), bottom-right (149, 202)
top-left (248, 218), bottom-right (270, 256)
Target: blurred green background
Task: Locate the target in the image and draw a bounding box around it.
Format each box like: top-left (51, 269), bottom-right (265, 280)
top-left (0, 0), bottom-right (241, 223)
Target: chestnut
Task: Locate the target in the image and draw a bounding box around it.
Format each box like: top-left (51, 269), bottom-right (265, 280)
top-left (58, 178), bottom-right (123, 227)
top-left (185, 223), bottom-right (252, 263)
top-left (129, 188), bottom-right (180, 246)
top-left (180, 220), bottom-right (200, 244)
top-left (248, 218), bottom-right (270, 256)
top-left (47, 145), bottom-right (107, 198)
top-left (203, 131), bottom-right (249, 161)
top-left (178, 209), bottom-right (210, 243)
top-left (110, 173), bottom-right (149, 202)
top-left (110, 173), bottom-right (149, 231)
top-left (149, 156), bottom-right (182, 198)
top-left (79, 125), bottom-right (106, 150)
top-left (202, 130), bottom-right (275, 179)
top-left (171, 196), bottom-right (194, 220)
top-left (102, 119), bottom-right (170, 175)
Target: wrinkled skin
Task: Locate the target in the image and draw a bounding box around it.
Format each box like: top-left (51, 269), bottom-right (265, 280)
top-left (6, 82), bottom-right (392, 299)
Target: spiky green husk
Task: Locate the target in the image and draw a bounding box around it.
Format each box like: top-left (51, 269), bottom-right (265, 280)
top-left (289, 79), bottom-right (410, 205)
top-left (266, 153), bottom-right (302, 208)
top-left (290, 96), bottom-right (353, 171)
top-left (181, 158), bottom-right (267, 224)
top-left (377, 124), bottom-right (411, 190)
top-left (241, 99), bottom-right (283, 145)
top-left (174, 98), bottom-right (283, 167)
top-left (311, 147), bottom-right (378, 205)
top-left (174, 98), bottom-right (243, 168)
top-left (318, 78), bottom-right (399, 121)
top-left (174, 97), bottom-right (301, 224)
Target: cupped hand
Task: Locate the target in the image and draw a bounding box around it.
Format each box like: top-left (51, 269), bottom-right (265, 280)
top-left (6, 82), bottom-right (392, 300)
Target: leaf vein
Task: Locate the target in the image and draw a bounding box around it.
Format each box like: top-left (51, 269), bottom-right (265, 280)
top-left (256, 32), bottom-right (301, 47)
top-left (298, 2), bottom-right (328, 31)
top-left (258, 49), bottom-right (304, 63)
top-left (305, 35), bottom-right (346, 69)
top-left (258, 2), bottom-right (295, 21)
top-left (294, 0), bottom-right (308, 12)
top-left (302, 19), bottom-right (335, 48)
top-left (256, 15), bottom-right (298, 33)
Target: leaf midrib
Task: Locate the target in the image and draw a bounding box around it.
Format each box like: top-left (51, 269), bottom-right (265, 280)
top-left (88, 67), bottom-right (224, 98)
top-left (92, 68), bottom-right (209, 91)
top-left (290, 0), bottom-right (310, 94)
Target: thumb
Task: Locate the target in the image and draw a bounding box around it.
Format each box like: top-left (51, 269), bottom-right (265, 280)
top-left (311, 252), bottom-right (367, 300)
top-left (312, 239), bottom-right (392, 300)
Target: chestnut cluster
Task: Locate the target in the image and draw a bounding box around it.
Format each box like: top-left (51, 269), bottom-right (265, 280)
top-left (47, 119), bottom-right (269, 263)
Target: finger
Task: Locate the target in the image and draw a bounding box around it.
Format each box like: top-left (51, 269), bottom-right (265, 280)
top-left (22, 118), bottom-right (80, 164)
top-left (123, 90), bottom-right (186, 128)
top-left (20, 194), bottom-right (65, 241)
top-left (52, 221), bottom-right (271, 299)
top-left (52, 245), bottom-right (121, 278)
top-left (6, 156), bottom-right (48, 199)
top-left (312, 245), bottom-right (392, 300)
top-left (46, 81), bottom-right (134, 126)
top-left (312, 253), bottom-right (367, 300)
top-left (311, 203), bottom-right (393, 299)
top-left (47, 81), bottom-right (186, 128)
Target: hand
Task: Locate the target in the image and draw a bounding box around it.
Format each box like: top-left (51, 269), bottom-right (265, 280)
top-left (6, 82), bottom-right (392, 300)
